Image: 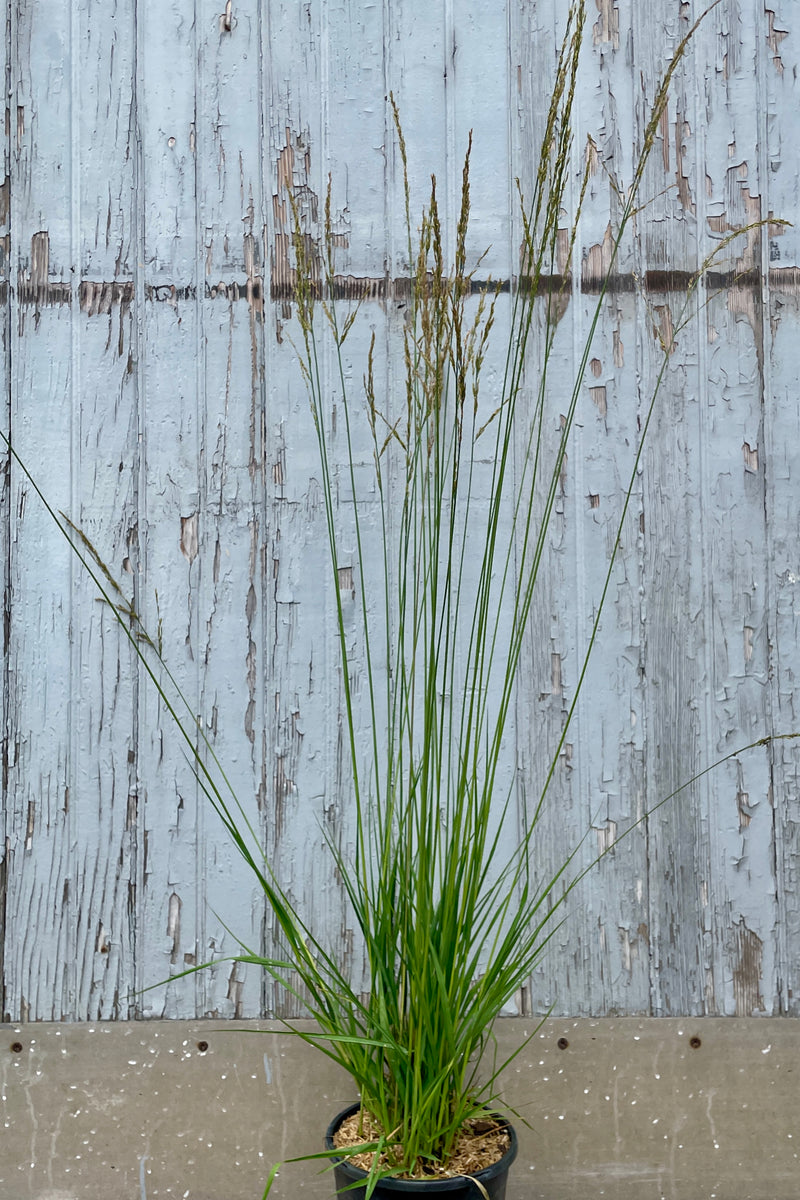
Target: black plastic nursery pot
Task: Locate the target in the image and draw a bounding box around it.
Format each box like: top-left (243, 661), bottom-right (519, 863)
top-left (325, 1103), bottom-right (518, 1200)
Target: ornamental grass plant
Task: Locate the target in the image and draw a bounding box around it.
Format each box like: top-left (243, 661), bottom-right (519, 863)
top-left (279, 2), bottom-right (743, 1179)
top-left (5, 0), bottom-right (793, 1194)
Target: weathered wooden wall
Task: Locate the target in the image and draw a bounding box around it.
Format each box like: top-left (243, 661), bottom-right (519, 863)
top-left (0, 0), bottom-right (798, 1022)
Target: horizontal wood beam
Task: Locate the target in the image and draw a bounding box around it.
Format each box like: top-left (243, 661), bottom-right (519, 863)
top-left (2, 266), bottom-right (799, 313)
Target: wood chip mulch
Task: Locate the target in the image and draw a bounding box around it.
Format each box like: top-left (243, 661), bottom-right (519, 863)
top-left (333, 1108), bottom-right (510, 1179)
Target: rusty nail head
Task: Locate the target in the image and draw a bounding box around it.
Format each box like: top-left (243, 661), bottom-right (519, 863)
top-left (10, 1041), bottom-right (23, 1054)
top-left (557, 1036), bottom-right (569, 1050)
top-left (197, 1040), bottom-right (209, 1053)
top-left (689, 1035), bottom-right (702, 1049)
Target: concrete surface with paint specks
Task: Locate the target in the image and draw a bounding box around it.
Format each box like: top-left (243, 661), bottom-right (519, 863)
top-left (1, 1018), bottom-right (799, 1200)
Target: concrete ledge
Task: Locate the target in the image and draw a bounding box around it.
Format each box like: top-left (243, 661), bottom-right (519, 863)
top-left (1, 1018), bottom-right (797, 1199)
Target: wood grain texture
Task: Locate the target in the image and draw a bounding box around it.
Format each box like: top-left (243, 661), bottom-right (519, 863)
top-left (1, 0), bottom-right (798, 1021)
top-left (0, 0), bottom-right (10, 1015)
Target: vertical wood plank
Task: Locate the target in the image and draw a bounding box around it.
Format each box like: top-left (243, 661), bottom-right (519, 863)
top-left (514, 0), bottom-right (653, 1017)
top-left (4, 0), bottom-right (73, 1024)
top-left (133, 0), bottom-right (208, 1018)
top-left (763, 0), bottom-right (800, 1016)
top-left (263, 0), bottom-right (338, 1017)
top-left (263, 0), bottom-right (396, 1015)
top-left (4, 0), bottom-right (141, 1020)
top-left (192, 0), bottom-right (269, 1017)
top-left (0, 0), bottom-right (12, 1016)
top-left (69, 0), bottom-right (141, 1022)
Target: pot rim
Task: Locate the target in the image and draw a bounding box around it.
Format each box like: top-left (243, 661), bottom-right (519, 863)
top-left (324, 1102), bottom-right (519, 1192)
